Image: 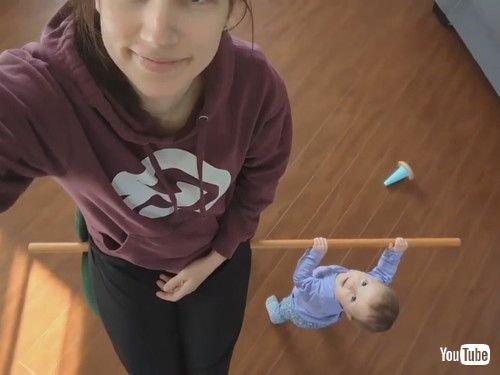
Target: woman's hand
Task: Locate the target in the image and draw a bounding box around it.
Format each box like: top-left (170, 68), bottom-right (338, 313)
top-left (155, 250), bottom-right (227, 302)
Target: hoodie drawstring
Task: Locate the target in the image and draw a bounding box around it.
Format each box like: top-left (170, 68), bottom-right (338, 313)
top-left (144, 143), bottom-right (179, 212)
top-left (196, 115), bottom-right (209, 215)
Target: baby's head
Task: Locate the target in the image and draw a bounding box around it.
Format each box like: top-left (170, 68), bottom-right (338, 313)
top-left (335, 270), bottom-right (399, 332)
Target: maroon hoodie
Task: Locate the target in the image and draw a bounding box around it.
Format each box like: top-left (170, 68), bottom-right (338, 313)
top-left (0, 4), bottom-right (292, 272)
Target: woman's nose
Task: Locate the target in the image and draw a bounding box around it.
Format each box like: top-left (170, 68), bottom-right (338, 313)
top-left (141, 1), bottom-right (180, 47)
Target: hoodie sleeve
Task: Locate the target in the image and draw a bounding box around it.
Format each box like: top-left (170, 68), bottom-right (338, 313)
top-left (210, 79), bottom-right (293, 258)
top-left (0, 49), bottom-right (70, 213)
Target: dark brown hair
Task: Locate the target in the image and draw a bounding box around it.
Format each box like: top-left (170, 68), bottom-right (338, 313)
top-left (359, 287), bottom-right (400, 333)
top-left (70, 0), bottom-right (253, 113)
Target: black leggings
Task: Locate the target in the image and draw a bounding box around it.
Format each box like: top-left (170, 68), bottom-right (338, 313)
top-left (88, 239), bottom-right (251, 375)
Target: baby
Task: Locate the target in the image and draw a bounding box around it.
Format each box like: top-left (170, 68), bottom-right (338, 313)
top-left (265, 237), bottom-right (407, 332)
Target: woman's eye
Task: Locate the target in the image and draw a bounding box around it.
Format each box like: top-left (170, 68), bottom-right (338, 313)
top-left (351, 296), bottom-right (357, 302)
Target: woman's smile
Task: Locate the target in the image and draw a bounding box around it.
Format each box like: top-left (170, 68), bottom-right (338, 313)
top-left (131, 50), bottom-right (192, 74)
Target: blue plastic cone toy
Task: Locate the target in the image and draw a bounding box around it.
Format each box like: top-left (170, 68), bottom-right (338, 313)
top-left (384, 161), bottom-right (414, 186)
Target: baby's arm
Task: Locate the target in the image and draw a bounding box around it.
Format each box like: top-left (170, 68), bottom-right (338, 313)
top-left (368, 237), bottom-right (407, 285)
top-left (293, 237), bottom-right (327, 287)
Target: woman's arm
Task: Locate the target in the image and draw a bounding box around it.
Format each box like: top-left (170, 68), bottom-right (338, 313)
top-left (0, 49), bottom-right (70, 213)
top-left (210, 85), bottom-right (293, 259)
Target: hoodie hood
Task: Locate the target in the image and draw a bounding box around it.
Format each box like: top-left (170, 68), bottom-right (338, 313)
top-left (38, 2), bottom-right (235, 146)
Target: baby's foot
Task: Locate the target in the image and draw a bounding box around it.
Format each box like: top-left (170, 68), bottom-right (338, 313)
top-left (265, 295), bottom-right (286, 324)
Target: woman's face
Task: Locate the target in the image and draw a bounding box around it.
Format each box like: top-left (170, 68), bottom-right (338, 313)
top-left (95, 0), bottom-right (231, 99)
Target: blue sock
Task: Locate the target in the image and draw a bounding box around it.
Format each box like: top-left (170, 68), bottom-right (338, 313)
top-left (265, 295), bottom-right (287, 324)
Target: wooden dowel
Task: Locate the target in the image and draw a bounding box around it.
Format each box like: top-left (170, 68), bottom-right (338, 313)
top-left (251, 238), bottom-right (461, 249)
top-left (28, 242), bottom-right (90, 254)
top-left (28, 238), bottom-right (461, 254)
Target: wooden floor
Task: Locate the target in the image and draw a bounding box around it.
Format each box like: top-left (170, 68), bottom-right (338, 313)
top-left (1, 1), bottom-right (498, 374)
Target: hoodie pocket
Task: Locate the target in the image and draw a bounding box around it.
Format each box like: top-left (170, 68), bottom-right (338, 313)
top-left (88, 222), bottom-right (132, 254)
top-left (130, 214), bottom-right (220, 258)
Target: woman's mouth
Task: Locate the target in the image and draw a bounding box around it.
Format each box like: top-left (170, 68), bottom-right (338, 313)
top-left (132, 51), bottom-right (190, 74)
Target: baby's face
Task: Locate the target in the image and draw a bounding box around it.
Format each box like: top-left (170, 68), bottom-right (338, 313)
top-left (334, 270), bottom-right (385, 321)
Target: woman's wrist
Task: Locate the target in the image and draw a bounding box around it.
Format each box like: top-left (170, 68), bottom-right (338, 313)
top-left (197, 249), bottom-right (227, 275)
top-left (207, 249), bottom-right (227, 268)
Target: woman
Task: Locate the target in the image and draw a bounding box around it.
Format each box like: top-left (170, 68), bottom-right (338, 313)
top-left (0, 0), bottom-right (292, 373)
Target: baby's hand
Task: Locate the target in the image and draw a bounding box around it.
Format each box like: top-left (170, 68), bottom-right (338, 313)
top-left (388, 237), bottom-right (408, 253)
top-left (312, 237), bottom-right (328, 256)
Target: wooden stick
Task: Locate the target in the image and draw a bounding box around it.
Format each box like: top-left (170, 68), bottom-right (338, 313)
top-left (251, 238), bottom-right (461, 249)
top-left (28, 237), bottom-right (461, 254)
top-left (29, 242), bottom-right (90, 254)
